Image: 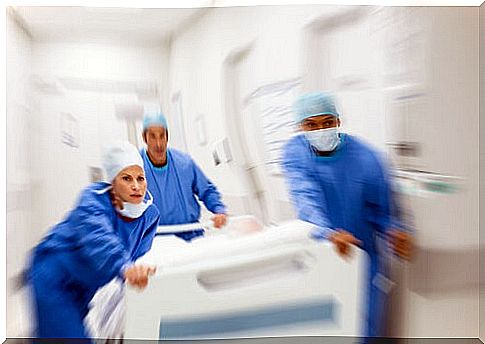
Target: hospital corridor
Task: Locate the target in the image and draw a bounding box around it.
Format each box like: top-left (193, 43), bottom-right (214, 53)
top-left (5, 2), bottom-right (485, 343)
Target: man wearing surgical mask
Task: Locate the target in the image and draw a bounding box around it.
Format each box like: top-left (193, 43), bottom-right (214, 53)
top-left (281, 92), bottom-right (413, 342)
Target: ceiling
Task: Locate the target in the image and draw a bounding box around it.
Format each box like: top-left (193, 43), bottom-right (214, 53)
top-left (13, 1), bottom-right (483, 46)
top-left (13, 6), bottom-right (208, 46)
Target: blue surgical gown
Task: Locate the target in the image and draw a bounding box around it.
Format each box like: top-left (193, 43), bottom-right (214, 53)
top-left (141, 148), bottom-right (226, 241)
top-left (281, 133), bottom-right (402, 339)
top-left (27, 182), bottom-right (160, 341)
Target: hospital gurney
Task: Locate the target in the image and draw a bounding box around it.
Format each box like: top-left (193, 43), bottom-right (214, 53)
top-left (118, 217), bottom-right (368, 340)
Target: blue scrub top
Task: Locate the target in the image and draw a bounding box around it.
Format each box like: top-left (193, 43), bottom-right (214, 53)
top-left (281, 133), bottom-right (403, 254)
top-left (141, 148), bottom-right (226, 226)
top-left (31, 182), bottom-right (160, 292)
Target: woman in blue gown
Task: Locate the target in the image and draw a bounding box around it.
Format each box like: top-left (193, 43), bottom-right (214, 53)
top-left (27, 142), bottom-right (160, 342)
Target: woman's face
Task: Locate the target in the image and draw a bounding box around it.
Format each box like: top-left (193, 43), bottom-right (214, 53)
top-left (112, 165), bottom-right (147, 204)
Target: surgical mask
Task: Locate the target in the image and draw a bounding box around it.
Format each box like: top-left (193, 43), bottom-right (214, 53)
top-left (304, 127), bottom-right (340, 152)
top-left (117, 190), bottom-right (153, 219)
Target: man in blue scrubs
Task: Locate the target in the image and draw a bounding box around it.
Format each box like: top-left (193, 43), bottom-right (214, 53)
top-left (141, 112), bottom-right (227, 241)
top-left (281, 92), bottom-right (413, 341)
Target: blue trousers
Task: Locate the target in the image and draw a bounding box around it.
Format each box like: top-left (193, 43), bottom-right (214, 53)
top-left (362, 253), bottom-right (390, 342)
top-left (29, 253), bottom-right (94, 343)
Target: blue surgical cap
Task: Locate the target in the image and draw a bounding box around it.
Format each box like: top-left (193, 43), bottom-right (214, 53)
top-left (143, 112), bottom-right (168, 131)
top-left (293, 92), bottom-right (340, 123)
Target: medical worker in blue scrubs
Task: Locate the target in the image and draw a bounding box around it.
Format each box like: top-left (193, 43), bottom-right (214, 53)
top-left (28, 142), bottom-right (160, 341)
top-left (281, 92), bottom-right (413, 341)
top-left (141, 112), bottom-right (227, 241)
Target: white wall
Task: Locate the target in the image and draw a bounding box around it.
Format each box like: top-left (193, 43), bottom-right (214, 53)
top-left (419, 7), bottom-right (479, 249)
top-left (32, 41), bottom-right (166, 82)
top-left (6, 9), bottom-right (34, 337)
top-left (399, 7), bottom-right (479, 338)
top-left (30, 41), bottom-right (169, 235)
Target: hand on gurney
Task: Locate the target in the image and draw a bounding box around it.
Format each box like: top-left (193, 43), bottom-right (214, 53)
top-left (387, 229), bottom-right (413, 260)
top-left (124, 265), bottom-right (156, 290)
top-left (211, 213), bottom-right (228, 229)
top-left (329, 230), bottom-right (362, 259)
top-left (311, 227), bottom-right (362, 260)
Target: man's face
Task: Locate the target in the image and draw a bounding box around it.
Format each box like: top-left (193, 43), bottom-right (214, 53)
top-left (143, 126), bottom-right (168, 163)
top-left (300, 114), bottom-right (339, 131)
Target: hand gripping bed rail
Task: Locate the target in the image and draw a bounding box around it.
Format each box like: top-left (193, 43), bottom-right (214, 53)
top-left (155, 215), bottom-right (264, 235)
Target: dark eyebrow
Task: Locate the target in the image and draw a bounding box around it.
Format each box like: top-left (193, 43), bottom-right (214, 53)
top-left (303, 119), bottom-right (317, 125)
